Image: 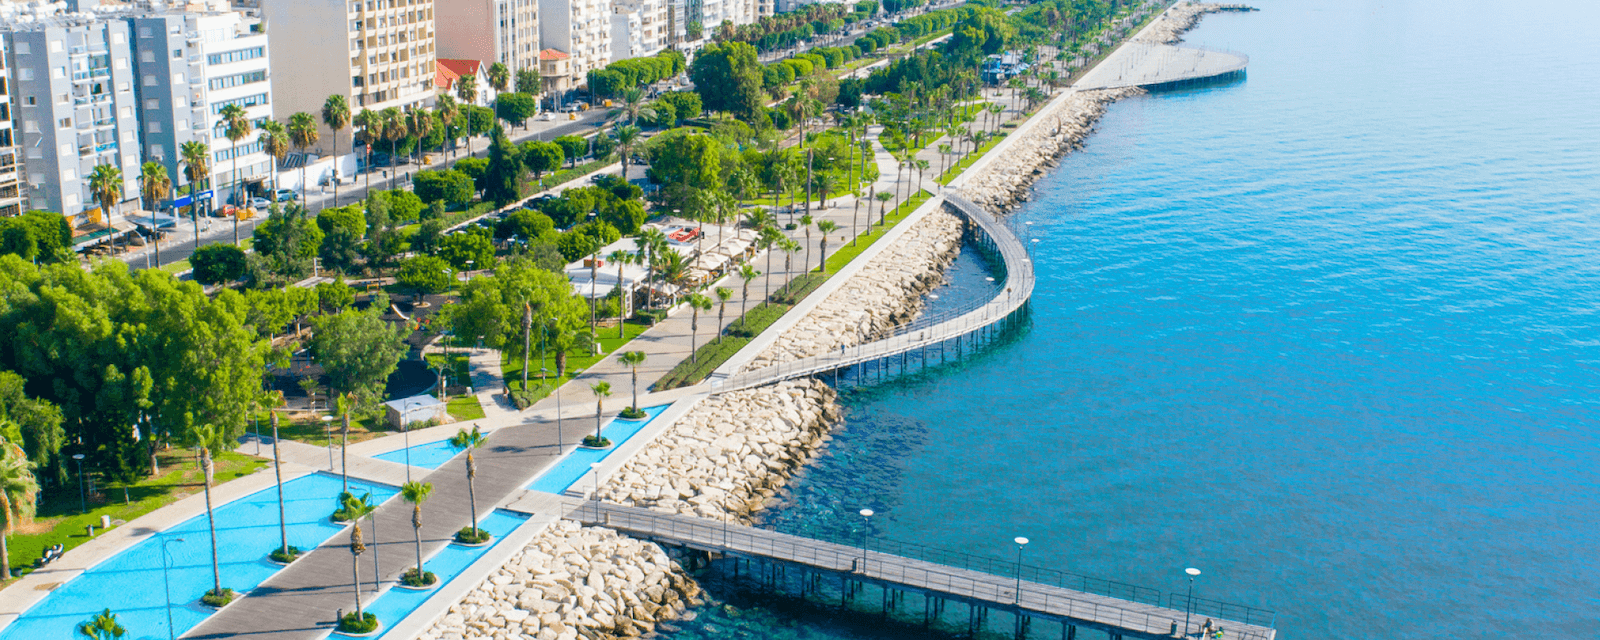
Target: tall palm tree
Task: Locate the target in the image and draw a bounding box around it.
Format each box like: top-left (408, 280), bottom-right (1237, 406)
top-left (76, 608), bottom-right (127, 639)
top-left (778, 238), bottom-right (801, 295)
top-left (816, 219), bottom-right (840, 274)
top-left (737, 263), bottom-right (761, 318)
top-left (220, 104), bottom-right (251, 244)
top-left (447, 426), bottom-right (487, 540)
top-left (799, 214), bottom-right (813, 270)
top-left (380, 107), bottom-right (406, 190)
top-left (620, 88), bottom-right (651, 124)
top-left (714, 286), bottom-right (733, 342)
top-left (137, 161), bottom-right (171, 267)
top-left (587, 382), bottom-right (612, 446)
top-left (322, 95), bottom-right (351, 207)
top-left (758, 225), bottom-right (782, 299)
top-left (193, 423), bottom-right (231, 604)
top-left (876, 191), bottom-right (895, 227)
top-left (635, 227), bottom-right (669, 309)
top-left (614, 125), bottom-right (641, 179)
top-left (179, 141), bottom-right (210, 224)
top-left (487, 62), bottom-right (510, 94)
top-left (352, 110), bottom-right (381, 192)
top-left (607, 249), bottom-right (636, 334)
top-left (287, 112), bottom-right (319, 206)
top-left (616, 351), bottom-right (646, 411)
top-left (914, 158), bottom-right (930, 189)
top-left (258, 120), bottom-right (290, 194)
top-left (0, 434), bottom-right (38, 580)
top-left (342, 492), bottom-right (376, 624)
top-left (88, 164), bottom-right (123, 248)
top-left (455, 75), bottom-right (479, 155)
top-left (814, 172), bottom-right (837, 209)
top-left (337, 393), bottom-right (354, 495)
top-left (435, 95), bottom-right (460, 154)
top-left (686, 293), bottom-right (712, 362)
top-left (937, 143), bottom-right (953, 180)
top-left (400, 481), bottom-right (434, 586)
top-left (408, 108), bottom-right (434, 166)
top-left (267, 408), bottom-right (297, 562)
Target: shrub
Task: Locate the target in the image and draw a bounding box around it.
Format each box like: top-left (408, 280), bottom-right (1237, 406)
top-left (620, 406), bottom-right (647, 419)
top-left (201, 588), bottom-right (237, 608)
top-left (456, 526), bottom-right (492, 544)
top-left (401, 567), bottom-right (438, 588)
top-left (268, 546), bottom-right (302, 564)
top-left (338, 611), bottom-right (379, 634)
top-left (190, 243), bottom-right (247, 285)
top-left (582, 434), bottom-right (612, 448)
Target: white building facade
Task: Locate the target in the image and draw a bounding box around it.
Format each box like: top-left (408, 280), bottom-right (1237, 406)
top-left (434, 0), bottom-right (539, 78)
top-left (538, 0), bottom-right (612, 86)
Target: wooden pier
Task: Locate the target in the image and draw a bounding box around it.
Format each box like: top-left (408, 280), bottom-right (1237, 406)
top-left (569, 500), bottom-right (1277, 640)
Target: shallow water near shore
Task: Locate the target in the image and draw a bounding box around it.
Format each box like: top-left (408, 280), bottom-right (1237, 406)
top-left (659, 0), bottom-right (1600, 638)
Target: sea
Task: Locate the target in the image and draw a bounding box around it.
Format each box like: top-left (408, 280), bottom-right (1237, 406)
top-left (659, 0), bottom-right (1600, 638)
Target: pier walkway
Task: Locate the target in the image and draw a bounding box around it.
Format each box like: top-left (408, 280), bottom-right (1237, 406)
top-left (1075, 41), bottom-right (1248, 90)
top-left (569, 500), bottom-right (1277, 640)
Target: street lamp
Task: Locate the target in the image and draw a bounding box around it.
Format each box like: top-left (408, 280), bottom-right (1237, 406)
top-left (321, 415), bottom-right (335, 470)
top-left (857, 508), bottom-right (873, 573)
top-left (1184, 567), bottom-right (1202, 636)
top-left (161, 537), bottom-right (186, 640)
top-left (1013, 537), bottom-right (1029, 604)
top-left (72, 454), bottom-right (86, 514)
top-left (590, 462), bottom-right (603, 521)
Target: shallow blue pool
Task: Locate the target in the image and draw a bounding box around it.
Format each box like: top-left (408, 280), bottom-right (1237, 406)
top-left (0, 472), bottom-right (396, 640)
top-left (527, 405), bottom-right (669, 494)
top-left (371, 435), bottom-right (477, 470)
top-left (341, 509), bottom-right (530, 638)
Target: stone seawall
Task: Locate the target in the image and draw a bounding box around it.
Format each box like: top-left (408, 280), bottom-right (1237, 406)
top-left (743, 209), bottom-right (966, 369)
top-left (1139, 3), bottom-right (1254, 45)
top-left (598, 379), bottom-right (839, 524)
top-left (960, 86), bottom-right (1146, 213)
top-left (417, 521), bottom-right (701, 640)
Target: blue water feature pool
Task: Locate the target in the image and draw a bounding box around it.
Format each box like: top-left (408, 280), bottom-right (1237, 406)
top-left (371, 434), bottom-right (483, 470)
top-left (342, 509), bottom-right (529, 638)
top-left (0, 472), bottom-right (396, 640)
top-left (528, 405), bottom-right (669, 494)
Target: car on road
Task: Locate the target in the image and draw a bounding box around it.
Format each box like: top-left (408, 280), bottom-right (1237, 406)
top-left (538, 112), bottom-right (555, 121)
top-left (248, 196), bottom-right (271, 210)
top-left (272, 188), bottom-right (298, 202)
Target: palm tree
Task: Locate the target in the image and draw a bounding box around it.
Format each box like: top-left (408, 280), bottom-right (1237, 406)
top-left (607, 249), bottom-right (636, 334)
top-left (616, 351), bottom-right (646, 411)
top-left (380, 107), bottom-right (407, 190)
top-left (714, 287), bottom-right (733, 342)
top-left (876, 191), bottom-right (895, 227)
top-left (435, 95), bottom-right (460, 154)
top-left (400, 481), bottom-right (434, 586)
top-left (342, 491), bottom-right (376, 625)
top-left (635, 227), bottom-right (669, 309)
top-left (937, 143), bottom-right (953, 179)
top-left (620, 88), bottom-right (651, 124)
top-left (352, 110), bottom-right (381, 191)
top-left (322, 95), bottom-right (351, 206)
top-left (455, 75), bottom-right (479, 155)
top-left (778, 238), bottom-right (801, 295)
top-left (267, 408), bottom-right (296, 562)
top-left (614, 125), bottom-right (642, 179)
top-left (447, 425), bottom-right (487, 540)
top-left (220, 104), bottom-right (251, 244)
top-left (914, 158), bottom-right (930, 189)
top-left (258, 120), bottom-right (291, 194)
top-left (686, 293), bottom-right (712, 362)
top-left (799, 213), bottom-right (814, 270)
top-left (287, 112), bottom-right (319, 205)
top-left (337, 393), bottom-right (355, 495)
top-left (758, 226), bottom-right (782, 299)
top-left (814, 172), bottom-right (837, 209)
top-left (136, 160), bottom-right (171, 267)
top-left (737, 263), bottom-right (761, 318)
top-left (88, 164), bottom-right (122, 249)
top-left (0, 434), bottom-right (38, 580)
top-left (587, 382), bottom-right (612, 446)
top-left (193, 423), bottom-right (231, 604)
top-left (179, 140), bottom-right (210, 224)
top-left (487, 62), bottom-right (510, 94)
top-left (816, 219), bottom-right (840, 274)
top-left (76, 608), bottom-right (127, 639)
top-left (408, 108), bottom-right (434, 166)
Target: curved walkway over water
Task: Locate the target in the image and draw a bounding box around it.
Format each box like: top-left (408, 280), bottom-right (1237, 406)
top-left (710, 191), bottom-right (1035, 394)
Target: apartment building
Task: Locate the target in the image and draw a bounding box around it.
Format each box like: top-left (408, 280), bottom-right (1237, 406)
top-left (434, 0), bottom-right (538, 78)
top-left (610, 0), bottom-right (668, 61)
top-left (129, 10), bottom-right (273, 207)
top-left (0, 37), bottom-right (22, 217)
top-left (538, 0), bottom-right (611, 85)
top-left (262, 0), bottom-right (436, 155)
top-left (7, 17), bottom-right (141, 218)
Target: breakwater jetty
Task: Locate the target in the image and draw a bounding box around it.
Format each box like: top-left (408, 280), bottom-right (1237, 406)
top-left (571, 500), bottom-right (1278, 640)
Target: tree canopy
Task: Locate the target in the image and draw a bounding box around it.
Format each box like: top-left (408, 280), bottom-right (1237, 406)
top-left (309, 301), bottom-right (407, 403)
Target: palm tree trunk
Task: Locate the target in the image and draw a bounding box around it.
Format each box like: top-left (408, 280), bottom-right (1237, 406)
top-left (466, 455), bottom-right (479, 534)
top-left (203, 453), bottom-right (222, 596)
top-left (631, 368), bottom-right (639, 410)
top-left (351, 549), bottom-right (363, 618)
top-left (333, 133), bottom-right (341, 209)
top-left (341, 414), bottom-right (350, 495)
top-left (232, 155), bottom-right (240, 245)
top-left (690, 309), bottom-right (699, 363)
top-left (821, 239), bottom-right (830, 274)
top-left (273, 413), bottom-right (288, 555)
top-left (412, 507), bottom-right (423, 575)
top-left (1, 493), bottom-right (12, 580)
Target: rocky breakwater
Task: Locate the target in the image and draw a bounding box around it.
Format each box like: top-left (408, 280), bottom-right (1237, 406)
top-left (418, 520), bottom-right (702, 640)
top-left (743, 209), bottom-right (966, 368)
top-left (960, 87), bottom-right (1145, 213)
top-left (596, 378), bottom-right (839, 524)
top-left (1139, 3), bottom-right (1257, 45)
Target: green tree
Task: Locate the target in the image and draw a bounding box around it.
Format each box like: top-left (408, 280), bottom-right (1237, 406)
top-left (686, 293), bottom-right (713, 363)
top-left (645, 132), bottom-right (723, 188)
top-left (88, 163), bottom-right (124, 230)
top-left (322, 94), bottom-right (352, 206)
top-left (413, 170), bottom-right (476, 208)
top-left (397, 255), bottom-right (455, 300)
top-left (487, 62), bottom-right (510, 93)
top-left (0, 435), bottom-right (39, 579)
top-left (341, 490), bottom-right (376, 625)
top-left (714, 286), bottom-right (733, 344)
top-left (448, 426), bottom-right (488, 541)
top-left (659, 91), bottom-right (702, 120)
top-left (191, 244), bottom-right (247, 285)
top-left (483, 127), bottom-right (524, 205)
top-left (309, 304), bottom-right (407, 401)
top-left (521, 141), bottom-right (564, 178)
top-left (516, 68), bottom-right (539, 94)
top-left (495, 92), bottom-right (538, 129)
top-left (0, 372), bottom-right (64, 476)
top-left (496, 209), bottom-right (555, 242)
top-left (316, 204), bottom-right (366, 238)
top-left (614, 125), bottom-right (642, 179)
top-left (436, 230), bottom-right (495, 271)
top-left (816, 219), bottom-right (840, 273)
top-left (587, 382), bottom-right (611, 446)
top-left (553, 135), bottom-right (588, 169)
top-left (287, 112), bottom-right (319, 206)
top-left (690, 42), bottom-right (765, 119)
top-left (220, 103), bottom-right (252, 243)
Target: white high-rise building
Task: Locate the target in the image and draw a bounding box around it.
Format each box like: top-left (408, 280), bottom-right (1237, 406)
top-left (538, 0), bottom-right (611, 86)
top-left (0, 36), bottom-right (22, 217)
top-left (261, 0), bottom-right (436, 154)
top-left (435, 0), bottom-right (539, 79)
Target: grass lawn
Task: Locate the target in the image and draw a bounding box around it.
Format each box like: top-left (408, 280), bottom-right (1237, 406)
top-left (938, 133), bottom-right (1007, 185)
top-left (2, 450), bottom-right (267, 581)
top-left (269, 412), bottom-right (389, 447)
top-left (502, 319), bottom-right (654, 401)
top-left (528, 157), bottom-right (616, 194)
top-left (447, 396), bottom-right (486, 421)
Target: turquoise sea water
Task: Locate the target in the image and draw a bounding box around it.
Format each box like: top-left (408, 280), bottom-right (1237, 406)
top-left (1, 473), bottom-right (396, 640)
top-left (662, 1), bottom-right (1600, 638)
top-left (528, 404), bottom-right (670, 494)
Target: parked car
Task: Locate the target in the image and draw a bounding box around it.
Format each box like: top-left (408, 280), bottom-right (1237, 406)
top-left (248, 196), bottom-right (271, 210)
top-left (272, 188), bottom-right (298, 202)
top-left (538, 112), bottom-right (555, 121)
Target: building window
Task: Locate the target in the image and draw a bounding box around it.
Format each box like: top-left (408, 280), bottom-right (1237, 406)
top-left (141, 50), bottom-right (155, 62)
top-left (214, 140), bottom-right (263, 162)
top-left (210, 92), bottom-right (269, 113)
top-left (57, 117), bottom-right (70, 129)
top-left (208, 69), bottom-right (267, 90)
top-left (48, 41), bottom-right (62, 53)
top-left (207, 47), bottom-right (265, 65)
top-left (352, 75), bottom-right (363, 87)
top-left (145, 99), bottom-right (159, 110)
top-left (143, 74), bottom-right (157, 87)
top-left (150, 144), bottom-right (165, 160)
top-left (147, 121), bottom-right (161, 133)
top-left (139, 27), bottom-right (152, 39)
top-left (24, 96), bottom-right (35, 106)
top-left (14, 42), bottom-right (29, 55)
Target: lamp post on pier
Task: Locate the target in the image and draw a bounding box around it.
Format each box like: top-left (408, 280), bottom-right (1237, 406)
top-left (1184, 567), bottom-right (1201, 637)
top-left (72, 454), bottom-right (86, 514)
top-left (1013, 536), bottom-right (1028, 604)
top-left (857, 508), bottom-right (873, 573)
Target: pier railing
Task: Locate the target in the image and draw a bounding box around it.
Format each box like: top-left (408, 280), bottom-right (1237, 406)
top-left (712, 191), bottom-right (1034, 394)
